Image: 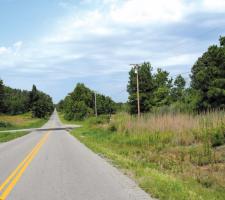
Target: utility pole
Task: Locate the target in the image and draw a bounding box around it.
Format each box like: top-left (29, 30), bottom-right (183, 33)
top-left (94, 91), bottom-right (98, 117)
top-left (130, 64), bottom-right (141, 118)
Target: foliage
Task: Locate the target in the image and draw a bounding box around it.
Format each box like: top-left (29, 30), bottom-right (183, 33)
top-left (3, 86), bottom-right (30, 115)
top-left (29, 85), bottom-right (39, 107)
top-left (96, 94), bottom-right (116, 115)
top-left (59, 83), bottom-right (116, 120)
top-left (153, 68), bottom-right (173, 107)
top-left (31, 91), bottom-right (54, 118)
top-left (191, 36), bottom-right (225, 111)
top-left (86, 115), bottom-right (110, 125)
top-left (0, 80), bottom-right (54, 118)
top-left (115, 102), bottom-right (129, 112)
top-left (127, 36), bottom-right (225, 114)
top-left (127, 62), bottom-right (154, 114)
top-left (29, 85), bottom-right (54, 118)
top-left (56, 99), bottom-right (64, 112)
top-left (127, 63), bottom-right (188, 114)
top-left (171, 75), bottom-right (186, 102)
top-left (210, 127), bottom-right (225, 147)
top-left (0, 121), bottom-right (12, 128)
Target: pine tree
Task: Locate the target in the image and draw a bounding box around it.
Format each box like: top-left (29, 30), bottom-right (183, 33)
top-left (127, 62), bottom-right (154, 114)
top-left (171, 75), bottom-right (186, 102)
top-left (191, 36), bottom-right (225, 110)
top-left (152, 68), bottom-right (173, 107)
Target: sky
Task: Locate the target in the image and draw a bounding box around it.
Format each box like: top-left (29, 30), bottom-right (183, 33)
top-left (0, 0), bottom-right (225, 103)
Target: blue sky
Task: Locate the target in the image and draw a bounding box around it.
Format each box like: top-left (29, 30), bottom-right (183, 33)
top-left (0, 0), bottom-right (225, 103)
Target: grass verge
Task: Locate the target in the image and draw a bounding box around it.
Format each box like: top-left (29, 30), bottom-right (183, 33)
top-left (0, 131), bottom-right (29, 142)
top-left (0, 112), bottom-right (48, 142)
top-left (0, 112), bottom-right (48, 131)
top-left (59, 112), bottom-right (225, 200)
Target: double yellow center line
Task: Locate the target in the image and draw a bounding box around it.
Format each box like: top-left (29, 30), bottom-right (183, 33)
top-left (0, 132), bottom-right (50, 200)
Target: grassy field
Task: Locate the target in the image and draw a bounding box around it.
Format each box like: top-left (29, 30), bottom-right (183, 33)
top-left (0, 131), bottom-right (29, 142)
top-left (0, 113), bottom-right (48, 142)
top-left (60, 111), bottom-right (225, 200)
top-left (0, 113), bottom-right (47, 131)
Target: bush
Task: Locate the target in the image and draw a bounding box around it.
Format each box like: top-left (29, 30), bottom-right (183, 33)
top-left (88, 115), bottom-right (110, 125)
top-left (108, 123), bottom-right (117, 132)
top-left (0, 121), bottom-right (12, 128)
top-left (196, 175), bottom-right (214, 188)
top-left (210, 128), bottom-right (225, 147)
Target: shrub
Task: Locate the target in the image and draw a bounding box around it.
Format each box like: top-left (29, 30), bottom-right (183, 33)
top-left (0, 121), bottom-right (12, 128)
top-left (210, 128), bottom-right (225, 147)
top-left (196, 174), bottom-right (214, 188)
top-left (88, 115), bottom-right (110, 125)
top-left (108, 123), bottom-right (117, 132)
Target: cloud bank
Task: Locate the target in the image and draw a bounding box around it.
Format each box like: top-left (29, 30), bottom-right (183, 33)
top-left (1, 0), bottom-right (225, 102)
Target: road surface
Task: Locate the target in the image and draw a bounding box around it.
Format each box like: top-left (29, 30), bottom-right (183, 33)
top-left (0, 111), bottom-right (153, 200)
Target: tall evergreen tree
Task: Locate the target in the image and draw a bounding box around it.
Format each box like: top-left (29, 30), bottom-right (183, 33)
top-left (191, 36), bottom-right (225, 110)
top-left (28, 85), bottom-right (54, 118)
top-left (4, 87), bottom-right (30, 114)
top-left (171, 75), bottom-right (186, 102)
top-left (127, 62), bottom-right (154, 114)
top-left (0, 81), bottom-right (53, 117)
top-left (152, 68), bottom-right (173, 107)
top-left (29, 85), bottom-right (39, 108)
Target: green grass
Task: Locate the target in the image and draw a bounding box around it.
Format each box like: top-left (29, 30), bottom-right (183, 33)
top-left (59, 112), bottom-right (225, 200)
top-left (0, 112), bottom-right (48, 131)
top-left (0, 131), bottom-right (29, 142)
top-left (0, 112), bottom-right (48, 142)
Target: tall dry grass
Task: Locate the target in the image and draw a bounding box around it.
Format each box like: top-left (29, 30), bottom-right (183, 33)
top-left (70, 110), bottom-right (225, 195)
top-left (110, 111), bottom-right (225, 145)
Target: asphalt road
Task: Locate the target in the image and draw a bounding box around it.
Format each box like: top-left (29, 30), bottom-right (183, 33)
top-left (0, 111), bottom-right (153, 200)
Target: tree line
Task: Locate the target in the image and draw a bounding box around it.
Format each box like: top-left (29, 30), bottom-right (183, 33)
top-left (57, 83), bottom-right (116, 120)
top-left (127, 36), bottom-right (225, 114)
top-left (2, 35), bottom-right (222, 120)
top-left (58, 36), bottom-right (225, 119)
top-left (0, 81), bottom-right (54, 118)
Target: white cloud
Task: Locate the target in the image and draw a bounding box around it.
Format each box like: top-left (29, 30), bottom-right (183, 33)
top-left (14, 41), bottom-right (23, 49)
top-left (0, 46), bottom-right (11, 55)
top-left (203, 0), bottom-right (225, 12)
top-left (43, 10), bottom-right (114, 43)
top-left (44, 0), bottom-right (194, 44)
top-left (1, 0), bottom-right (225, 96)
top-left (0, 41), bottom-right (23, 57)
top-left (156, 53), bottom-right (200, 66)
top-left (110, 0), bottom-right (188, 25)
